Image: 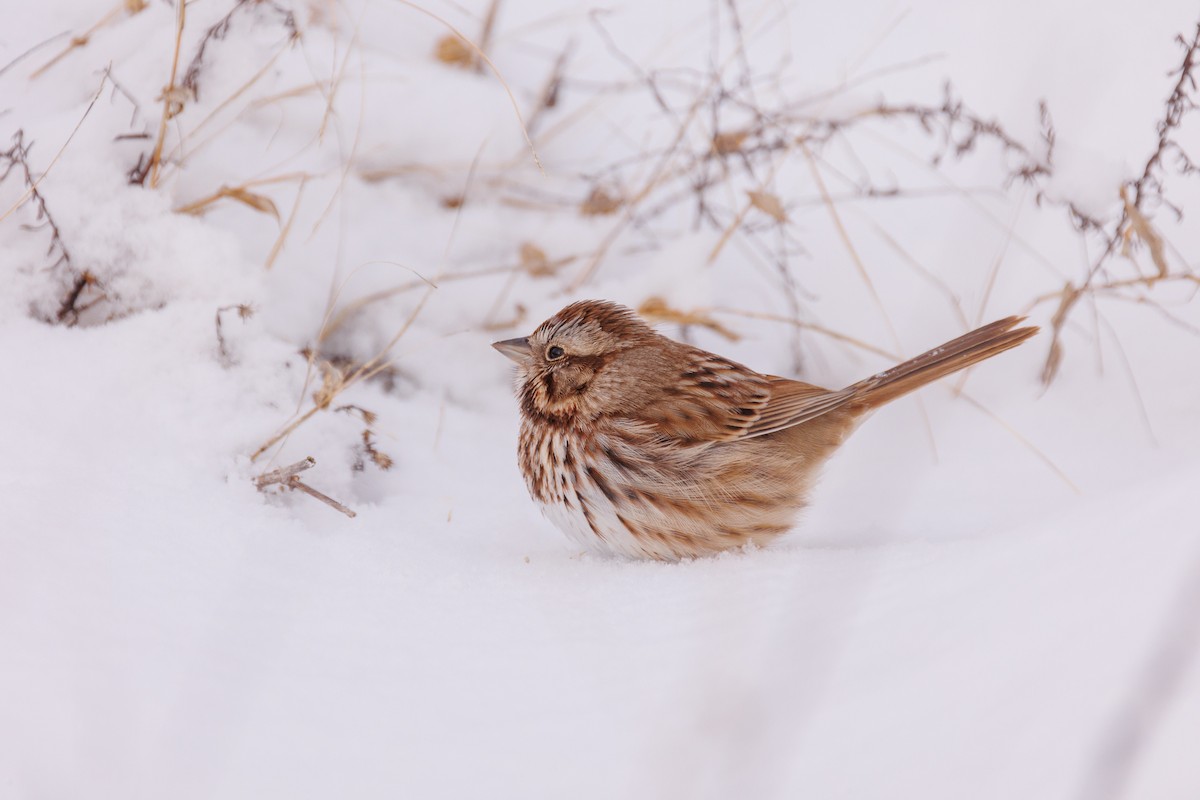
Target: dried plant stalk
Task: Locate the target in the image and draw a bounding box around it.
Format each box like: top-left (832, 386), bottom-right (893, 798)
top-left (254, 457), bottom-right (357, 518)
top-left (144, 0), bottom-right (187, 188)
top-left (254, 456), bottom-right (316, 488)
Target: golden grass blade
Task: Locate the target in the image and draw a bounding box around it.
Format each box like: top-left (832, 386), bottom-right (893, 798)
top-left (265, 177), bottom-right (309, 269)
top-left (146, 0), bottom-right (187, 188)
top-left (29, 1), bottom-right (141, 79)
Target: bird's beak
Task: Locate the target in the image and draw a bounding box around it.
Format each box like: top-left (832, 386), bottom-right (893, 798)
top-left (492, 337), bottom-right (533, 364)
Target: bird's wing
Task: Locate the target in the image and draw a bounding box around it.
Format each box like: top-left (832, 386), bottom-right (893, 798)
top-left (636, 350), bottom-right (773, 442)
top-left (738, 377), bottom-right (857, 438)
top-left (637, 349), bottom-right (857, 442)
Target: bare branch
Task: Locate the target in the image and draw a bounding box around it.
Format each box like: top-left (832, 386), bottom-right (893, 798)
top-left (286, 476), bottom-right (357, 518)
top-left (254, 457), bottom-right (316, 489)
top-left (254, 457), bottom-right (358, 518)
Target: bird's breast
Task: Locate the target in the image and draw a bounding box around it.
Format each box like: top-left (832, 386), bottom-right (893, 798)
top-left (518, 422), bottom-right (654, 558)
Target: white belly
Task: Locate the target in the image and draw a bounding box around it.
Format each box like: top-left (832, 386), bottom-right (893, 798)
top-left (538, 488), bottom-right (649, 559)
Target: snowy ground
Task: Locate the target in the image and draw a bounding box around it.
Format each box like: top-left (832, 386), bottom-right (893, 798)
top-left (2, 0), bottom-right (1199, 797)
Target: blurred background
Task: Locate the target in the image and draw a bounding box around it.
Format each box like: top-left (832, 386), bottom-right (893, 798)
top-left (1, 0), bottom-right (1198, 797)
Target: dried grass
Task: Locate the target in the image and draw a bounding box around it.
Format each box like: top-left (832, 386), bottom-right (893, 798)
top-left (396, 0), bottom-right (542, 173)
top-left (0, 78), bottom-right (108, 325)
top-left (29, 0), bottom-right (146, 80)
top-left (1031, 22), bottom-right (1200, 384)
top-left (176, 184), bottom-right (280, 220)
top-left (636, 297), bottom-right (740, 342)
top-left (142, 0), bottom-right (187, 188)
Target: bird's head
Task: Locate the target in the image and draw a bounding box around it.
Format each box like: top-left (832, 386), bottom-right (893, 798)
top-left (493, 300), bottom-right (660, 423)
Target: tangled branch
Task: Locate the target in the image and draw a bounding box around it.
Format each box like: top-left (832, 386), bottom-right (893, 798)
top-left (0, 131), bottom-right (103, 325)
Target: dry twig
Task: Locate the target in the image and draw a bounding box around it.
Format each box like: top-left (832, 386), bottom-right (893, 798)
top-left (181, 0), bottom-right (297, 101)
top-left (215, 303), bottom-right (254, 365)
top-left (30, 0), bottom-right (147, 79)
top-left (286, 477), bottom-right (357, 518)
top-left (0, 131), bottom-right (104, 325)
top-left (254, 456), bottom-right (316, 488)
top-left (1035, 21), bottom-right (1200, 384)
top-left (254, 457), bottom-right (357, 518)
top-left (139, 0), bottom-right (187, 188)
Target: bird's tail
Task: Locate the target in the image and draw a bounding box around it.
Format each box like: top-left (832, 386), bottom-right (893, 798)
top-left (847, 316), bottom-right (1039, 409)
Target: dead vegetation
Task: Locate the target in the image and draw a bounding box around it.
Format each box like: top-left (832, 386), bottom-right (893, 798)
top-left (1, 0), bottom-right (1197, 523)
top-left (176, 182), bottom-right (282, 220)
top-left (481, 9), bottom-right (1200, 390)
top-left (129, 0), bottom-right (301, 187)
top-left (243, 4), bottom-right (1199, 511)
top-left (433, 0), bottom-right (500, 72)
top-left (0, 7), bottom-right (1195, 790)
top-left (215, 303), bottom-right (255, 366)
top-left (1029, 21), bottom-right (1200, 384)
top-left (0, 131), bottom-right (105, 324)
top-left (254, 456), bottom-right (357, 518)
top-left (29, 0), bottom-right (149, 80)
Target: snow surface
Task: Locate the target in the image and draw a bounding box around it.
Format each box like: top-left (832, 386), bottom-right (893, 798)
top-left (2, 0), bottom-right (1199, 797)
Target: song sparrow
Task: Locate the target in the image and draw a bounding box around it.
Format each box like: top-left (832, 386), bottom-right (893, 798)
top-left (494, 301), bottom-right (1037, 560)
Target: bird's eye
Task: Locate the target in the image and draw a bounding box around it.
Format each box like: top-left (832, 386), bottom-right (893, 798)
top-left (546, 345), bottom-right (565, 360)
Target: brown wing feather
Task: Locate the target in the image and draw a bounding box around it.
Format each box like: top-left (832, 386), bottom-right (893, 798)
top-left (742, 316), bottom-right (1038, 438)
top-left (636, 316), bottom-right (1035, 444)
top-left (740, 378), bottom-right (856, 438)
top-left (639, 349), bottom-right (772, 442)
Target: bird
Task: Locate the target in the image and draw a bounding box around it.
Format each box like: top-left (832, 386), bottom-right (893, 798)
top-left (493, 300), bottom-right (1038, 560)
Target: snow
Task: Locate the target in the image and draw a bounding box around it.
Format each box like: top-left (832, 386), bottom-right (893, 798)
top-left (2, 0), bottom-right (1199, 797)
